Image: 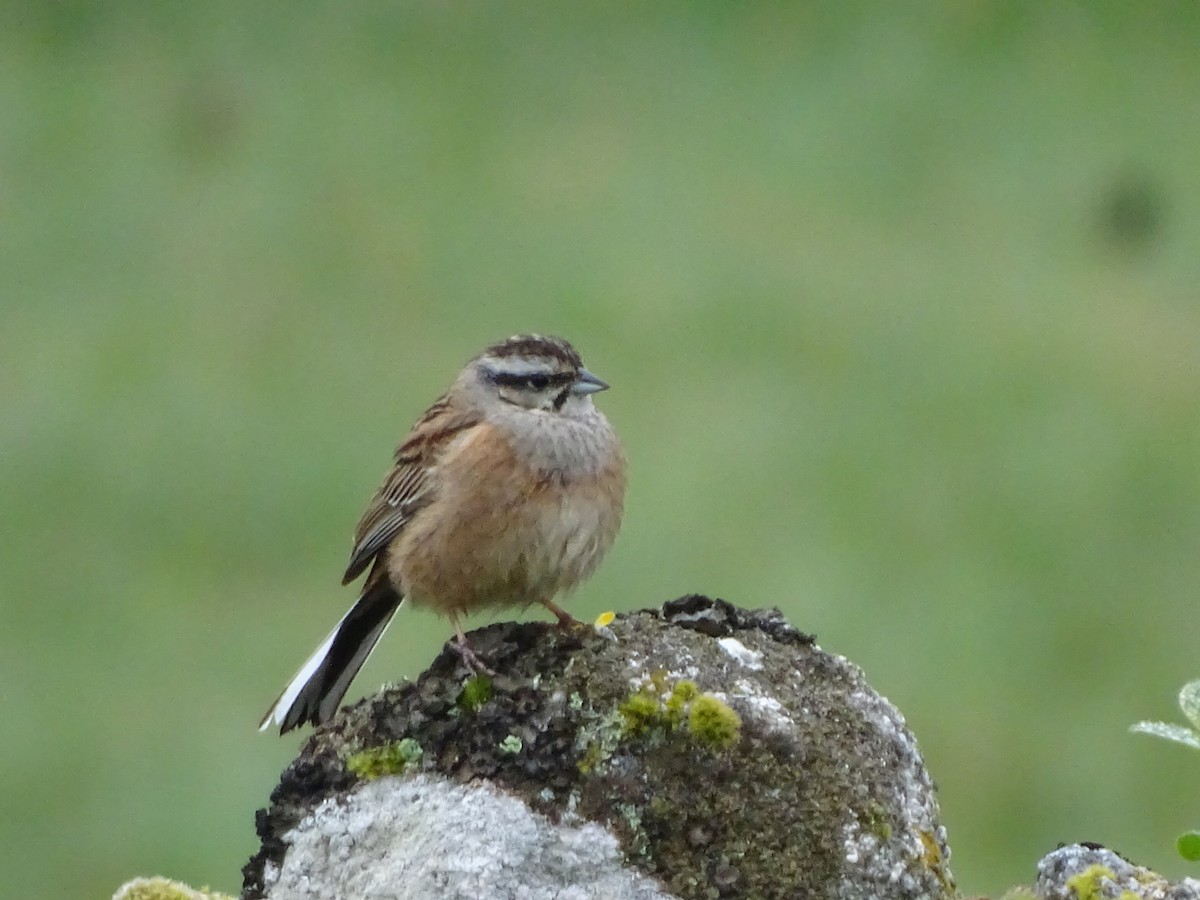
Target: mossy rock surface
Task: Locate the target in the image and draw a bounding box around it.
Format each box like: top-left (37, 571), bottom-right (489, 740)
top-left (114, 877), bottom-right (234, 900)
top-left (1033, 844), bottom-right (1200, 900)
top-left (244, 596), bottom-right (954, 900)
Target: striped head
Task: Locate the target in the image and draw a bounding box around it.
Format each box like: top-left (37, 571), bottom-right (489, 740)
top-left (466, 334), bottom-right (609, 413)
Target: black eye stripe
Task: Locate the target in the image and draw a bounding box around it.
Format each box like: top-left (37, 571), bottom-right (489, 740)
top-left (488, 371), bottom-right (575, 390)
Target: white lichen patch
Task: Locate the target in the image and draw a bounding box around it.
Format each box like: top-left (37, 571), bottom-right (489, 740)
top-left (845, 688), bottom-right (941, 836)
top-left (738, 691), bottom-right (793, 733)
top-left (717, 636), bottom-right (764, 669)
top-left (841, 817), bottom-right (942, 897)
top-left (709, 677), bottom-right (793, 734)
top-left (267, 775), bottom-right (675, 900)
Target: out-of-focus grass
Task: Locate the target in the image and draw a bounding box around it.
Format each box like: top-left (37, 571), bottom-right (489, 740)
top-left (4, 3), bottom-right (1200, 897)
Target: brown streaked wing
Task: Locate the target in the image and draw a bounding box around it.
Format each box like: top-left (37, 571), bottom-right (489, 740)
top-left (341, 399), bottom-right (482, 585)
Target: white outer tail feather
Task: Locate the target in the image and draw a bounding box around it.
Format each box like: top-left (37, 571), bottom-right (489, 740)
top-left (258, 615), bottom-right (346, 732)
top-left (258, 585), bottom-right (403, 734)
top-left (258, 601), bottom-right (399, 732)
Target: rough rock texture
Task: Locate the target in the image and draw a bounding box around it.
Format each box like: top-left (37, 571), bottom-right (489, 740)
top-left (263, 774), bottom-right (673, 899)
top-left (244, 595), bottom-right (955, 900)
top-left (113, 877), bottom-right (234, 900)
top-left (1034, 843), bottom-right (1200, 899)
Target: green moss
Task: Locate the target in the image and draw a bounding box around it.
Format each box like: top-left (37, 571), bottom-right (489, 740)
top-left (346, 738), bottom-right (423, 779)
top-left (457, 675), bottom-right (493, 712)
top-left (1062, 865), bottom-right (1140, 900)
top-left (618, 691), bottom-right (662, 736)
top-left (252, 608), bottom-right (960, 899)
top-left (687, 694), bottom-right (742, 749)
top-left (664, 679), bottom-right (699, 728)
top-left (619, 680), bottom-right (739, 750)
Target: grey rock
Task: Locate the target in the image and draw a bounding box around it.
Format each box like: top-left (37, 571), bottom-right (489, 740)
top-left (1035, 843), bottom-right (1200, 900)
top-left (244, 595), bottom-right (955, 900)
top-left (264, 775), bottom-right (674, 900)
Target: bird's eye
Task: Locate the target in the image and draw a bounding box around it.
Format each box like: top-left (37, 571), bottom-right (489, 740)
top-left (526, 374), bottom-right (551, 391)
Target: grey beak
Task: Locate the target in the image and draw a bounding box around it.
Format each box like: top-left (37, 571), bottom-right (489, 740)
top-left (571, 367), bottom-right (609, 395)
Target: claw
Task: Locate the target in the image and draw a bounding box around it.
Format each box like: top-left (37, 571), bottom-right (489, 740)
top-left (452, 638), bottom-right (496, 675)
top-left (450, 614), bottom-right (496, 675)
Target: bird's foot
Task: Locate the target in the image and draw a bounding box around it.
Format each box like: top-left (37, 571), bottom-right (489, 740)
top-left (542, 599), bottom-right (583, 629)
top-left (452, 635), bottom-right (497, 676)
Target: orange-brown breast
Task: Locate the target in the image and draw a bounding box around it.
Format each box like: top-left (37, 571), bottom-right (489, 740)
top-left (387, 421), bottom-right (625, 616)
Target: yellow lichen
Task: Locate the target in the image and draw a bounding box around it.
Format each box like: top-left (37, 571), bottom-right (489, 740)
top-left (1063, 864), bottom-right (1139, 900)
top-left (917, 829), bottom-right (954, 891)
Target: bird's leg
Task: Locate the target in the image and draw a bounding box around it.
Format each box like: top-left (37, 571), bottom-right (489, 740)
top-left (450, 613), bottom-right (495, 675)
top-left (541, 598), bottom-right (583, 628)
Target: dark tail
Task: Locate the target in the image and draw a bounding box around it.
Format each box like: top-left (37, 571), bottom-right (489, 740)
top-left (259, 573), bottom-right (403, 734)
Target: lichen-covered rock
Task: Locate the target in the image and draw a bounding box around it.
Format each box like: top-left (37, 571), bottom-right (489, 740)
top-left (244, 596), bottom-right (955, 900)
top-left (1033, 843), bottom-right (1200, 899)
top-left (262, 775), bottom-right (673, 899)
top-left (113, 877), bottom-right (234, 900)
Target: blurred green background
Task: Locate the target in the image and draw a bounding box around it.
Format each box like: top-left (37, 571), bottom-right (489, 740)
top-left (4, 2), bottom-right (1200, 897)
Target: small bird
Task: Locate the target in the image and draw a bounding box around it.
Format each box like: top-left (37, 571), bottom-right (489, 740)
top-left (259, 334), bottom-right (627, 733)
